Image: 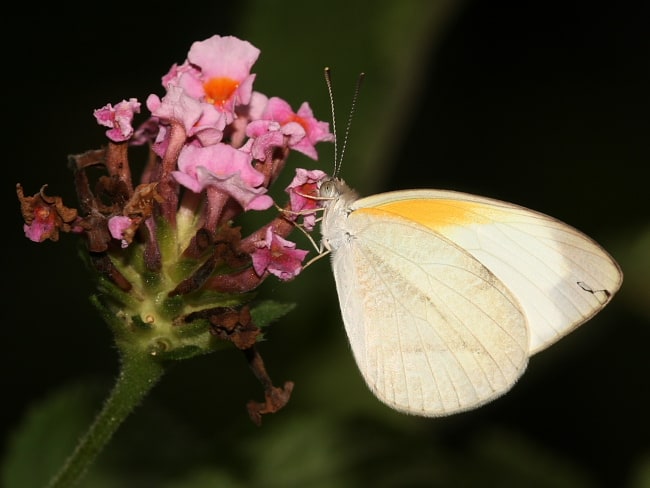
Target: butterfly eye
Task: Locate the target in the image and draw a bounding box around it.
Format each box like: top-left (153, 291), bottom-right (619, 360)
top-left (319, 179), bottom-right (339, 199)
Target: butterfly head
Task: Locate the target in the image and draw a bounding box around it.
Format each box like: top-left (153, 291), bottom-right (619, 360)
top-left (317, 176), bottom-right (359, 214)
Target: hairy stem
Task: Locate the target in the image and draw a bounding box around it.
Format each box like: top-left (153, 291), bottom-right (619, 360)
top-left (47, 350), bottom-right (165, 488)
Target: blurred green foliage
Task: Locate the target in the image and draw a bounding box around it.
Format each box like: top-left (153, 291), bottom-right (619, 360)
top-left (3, 1), bottom-right (649, 487)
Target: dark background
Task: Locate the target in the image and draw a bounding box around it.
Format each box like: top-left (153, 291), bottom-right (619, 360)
top-left (3, 2), bottom-right (649, 486)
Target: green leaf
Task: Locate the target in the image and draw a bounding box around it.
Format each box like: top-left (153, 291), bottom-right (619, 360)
top-left (242, 414), bottom-right (356, 488)
top-left (629, 452), bottom-right (650, 488)
top-left (466, 428), bottom-right (594, 487)
top-left (249, 300), bottom-right (297, 328)
top-left (184, 290), bottom-right (256, 308)
top-left (161, 468), bottom-right (245, 488)
top-left (1, 382), bottom-right (103, 488)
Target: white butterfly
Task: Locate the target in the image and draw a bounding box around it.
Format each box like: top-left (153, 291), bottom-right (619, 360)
top-left (318, 177), bottom-right (622, 416)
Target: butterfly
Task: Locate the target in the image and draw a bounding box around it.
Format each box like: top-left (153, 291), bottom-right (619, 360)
top-left (314, 69), bottom-right (623, 416)
top-left (318, 177), bottom-right (622, 415)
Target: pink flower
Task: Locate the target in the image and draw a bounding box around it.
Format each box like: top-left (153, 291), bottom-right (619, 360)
top-left (17, 185), bottom-right (79, 243)
top-left (130, 117), bottom-right (160, 147)
top-left (146, 87), bottom-right (200, 133)
top-left (243, 119), bottom-right (305, 161)
top-left (146, 86), bottom-right (226, 150)
top-left (108, 215), bottom-right (133, 248)
top-left (23, 204), bottom-right (57, 242)
top-left (173, 143), bottom-right (273, 210)
top-left (251, 227), bottom-right (309, 281)
top-left (175, 35), bottom-right (260, 123)
top-left (161, 61), bottom-right (200, 88)
top-left (94, 98), bottom-right (141, 142)
top-left (285, 168), bottom-right (327, 230)
top-left (247, 91), bottom-right (270, 121)
top-left (228, 91), bottom-right (269, 148)
top-left (261, 98), bottom-right (334, 159)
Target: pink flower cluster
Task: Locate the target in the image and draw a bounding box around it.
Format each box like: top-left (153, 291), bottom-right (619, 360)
top-left (15, 34), bottom-right (336, 425)
top-left (89, 35), bottom-right (333, 281)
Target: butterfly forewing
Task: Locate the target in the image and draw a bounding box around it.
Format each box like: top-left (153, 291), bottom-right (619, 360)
top-left (354, 190), bottom-right (623, 354)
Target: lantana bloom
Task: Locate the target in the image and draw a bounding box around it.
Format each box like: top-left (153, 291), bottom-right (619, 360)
top-left (24, 205), bottom-right (57, 242)
top-left (261, 98), bottom-right (334, 159)
top-left (243, 118), bottom-right (306, 162)
top-left (108, 216), bottom-right (134, 248)
top-left (147, 85), bottom-right (226, 152)
top-left (170, 35), bottom-right (260, 123)
top-left (94, 98), bottom-right (141, 142)
top-left (285, 168), bottom-right (328, 231)
top-left (251, 227), bottom-right (309, 281)
top-left (173, 143), bottom-right (273, 211)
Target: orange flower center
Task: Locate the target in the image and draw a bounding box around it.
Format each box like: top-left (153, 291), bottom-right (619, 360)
top-left (203, 77), bottom-right (239, 108)
top-left (297, 182), bottom-right (319, 201)
top-left (287, 114), bottom-right (308, 132)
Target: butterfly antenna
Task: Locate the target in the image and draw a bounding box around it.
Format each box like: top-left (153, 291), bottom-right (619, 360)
top-left (324, 68), bottom-right (365, 177)
top-left (324, 67), bottom-right (339, 175)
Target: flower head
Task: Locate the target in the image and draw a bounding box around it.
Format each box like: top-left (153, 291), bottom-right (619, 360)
top-left (16, 34), bottom-right (334, 427)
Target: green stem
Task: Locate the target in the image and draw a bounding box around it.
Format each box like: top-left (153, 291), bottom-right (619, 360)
top-left (47, 349), bottom-right (165, 488)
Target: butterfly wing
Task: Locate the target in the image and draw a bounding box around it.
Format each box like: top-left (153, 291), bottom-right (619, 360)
top-left (330, 208), bottom-right (530, 416)
top-left (353, 189), bottom-right (623, 354)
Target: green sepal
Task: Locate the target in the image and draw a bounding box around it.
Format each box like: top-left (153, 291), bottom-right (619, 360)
top-left (94, 275), bottom-right (140, 311)
top-left (169, 257), bottom-right (202, 284)
top-left (152, 345), bottom-right (204, 361)
top-left (153, 215), bottom-right (176, 263)
top-left (160, 295), bottom-right (184, 320)
top-left (150, 336), bottom-right (230, 361)
top-left (172, 317), bottom-right (211, 337)
top-left (110, 243), bottom-right (160, 292)
top-left (77, 244), bottom-right (139, 311)
top-left (130, 314), bottom-right (153, 330)
top-left (88, 295), bottom-right (128, 337)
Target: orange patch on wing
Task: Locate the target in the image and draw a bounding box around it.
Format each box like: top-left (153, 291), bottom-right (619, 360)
top-left (357, 199), bottom-right (494, 230)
